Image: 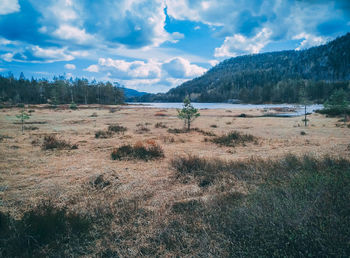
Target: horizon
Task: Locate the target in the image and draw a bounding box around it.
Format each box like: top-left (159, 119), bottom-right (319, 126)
top-left (1, 0), bottom-right (350, 93)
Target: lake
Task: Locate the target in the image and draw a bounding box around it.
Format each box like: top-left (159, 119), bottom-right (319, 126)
top-left (127, 102), bottom-right (323, 117)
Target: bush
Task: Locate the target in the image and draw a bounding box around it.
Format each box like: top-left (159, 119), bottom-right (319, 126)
top-left (69, 102), bottom-right (78, 110)
top-left (111, 142), bottom-right (164, 161)
top-left (155, 122), bottom-right (167, 128)
top-left (211, 131), bottom-right (257, 147)
top-left (42, 135), bottom-right (78, 150)
top-left (167, 128), bottom-right (187, 134)
top-left (95, 130), bottom-right (113, 138)
top-left (0, 201), bottom-right (91, 257)
top-left (108, 124), bottom-right (127, 134)
top-left (135, 123), bottom-right (150, 134)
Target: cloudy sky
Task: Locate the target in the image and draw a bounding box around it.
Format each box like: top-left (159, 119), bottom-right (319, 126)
top-left (0, 0), bottom-right (349, 93)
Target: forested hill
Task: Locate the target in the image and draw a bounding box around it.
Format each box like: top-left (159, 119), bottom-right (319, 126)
top-left (137, 33), bottom-right (350, 103)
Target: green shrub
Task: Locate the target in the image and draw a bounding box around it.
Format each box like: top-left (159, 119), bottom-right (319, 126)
top-left (69, 102), bottom-right (78, 110)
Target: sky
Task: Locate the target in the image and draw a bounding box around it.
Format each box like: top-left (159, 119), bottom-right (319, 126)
top-left (0, 0), bottom-right (350, 93)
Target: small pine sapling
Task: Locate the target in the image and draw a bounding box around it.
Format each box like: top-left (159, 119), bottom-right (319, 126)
top-left (177, 96), bottom-right (200, 131)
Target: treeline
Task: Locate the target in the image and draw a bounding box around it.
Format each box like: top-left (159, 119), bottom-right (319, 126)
top-left (137, 33), bottom-right (350, 103)
top-left (0, 75), bottom-right (124, 105)
top-left (139, 79), bottom-right (349, 104)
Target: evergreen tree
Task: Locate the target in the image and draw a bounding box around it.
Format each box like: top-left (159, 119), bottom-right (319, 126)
top-left (177, 97), bottom-right (200, 131)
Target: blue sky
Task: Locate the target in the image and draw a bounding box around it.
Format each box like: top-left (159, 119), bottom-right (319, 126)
top-left (0, 0), bottom-right (349, 93)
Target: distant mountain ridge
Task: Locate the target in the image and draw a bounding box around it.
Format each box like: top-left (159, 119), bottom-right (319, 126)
top-left (119, 87), bottom-right (148, 98)
top-left (136, 33), bottom-right (350, 103)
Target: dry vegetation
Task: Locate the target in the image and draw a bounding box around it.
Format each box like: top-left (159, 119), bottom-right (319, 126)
top-left (0, 105), bottom-right (350, 257)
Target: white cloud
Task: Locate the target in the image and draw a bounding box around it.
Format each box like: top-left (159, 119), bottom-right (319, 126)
top-left (85, 65), bottom-right (99, 73)
top-left (209, 60), bottom-right (219, 66)
top-left (0, 0), bottom-right (20, 15)
top-left (32, 46), bottom-right (74, 62)
top-left (2, 46), bottom-right (74, 63)
top-left (194, 26), bottom-right (201, 30)
top-left (98, 58), bottom-right (161, 79)
top-left (84, 56), bottom-right (207, 92)
top-left (0, 37), bottom-right (14, 45)
top-left (293, 33), bottom-right (327, 50)
top-left (64, 63), bottom-right (76, 70)
top-left (171, 32), bottom-right (185, 42)
top-left (162, 57), bottom-right (207, 78)
top-left (214, 28), bottom-right (272, 57)
top-left (53, 25), bottom-right (94, 44)
top-left (1, 53), bottom-right (14, 62)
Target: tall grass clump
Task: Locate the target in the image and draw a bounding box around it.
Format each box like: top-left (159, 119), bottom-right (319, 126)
top-left (108, 124), bottom-right (127, 134)
top-left (42, 135), bottom-right (78, 150)
top-left (0, 201), bottom-right (92, 257)
top-left (111, 142), bottom-right (164, 161)
top-left (211, 130), bottom-right (257, 147)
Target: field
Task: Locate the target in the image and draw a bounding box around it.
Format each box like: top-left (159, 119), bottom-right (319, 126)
top-left (1, 105), bottom-right (350, 257)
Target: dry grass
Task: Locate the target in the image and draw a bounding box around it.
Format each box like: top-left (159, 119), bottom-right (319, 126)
top-left (0, 105), bottom-right (349, 256)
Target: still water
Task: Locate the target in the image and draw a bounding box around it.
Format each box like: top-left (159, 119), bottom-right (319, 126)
top-left (127, 102), bottom-right (323, 116)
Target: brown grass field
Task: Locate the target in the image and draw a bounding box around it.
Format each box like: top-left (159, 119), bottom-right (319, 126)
top-left (1, 105), bottom-right (349, 256)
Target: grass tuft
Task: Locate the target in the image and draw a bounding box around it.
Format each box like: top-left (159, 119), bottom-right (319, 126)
top-left (211, 130), bottom-right (257, 147)
top-left (111, 142), bottom-right (164, 161)
top-left (42, 135), bottom-right (78, 150)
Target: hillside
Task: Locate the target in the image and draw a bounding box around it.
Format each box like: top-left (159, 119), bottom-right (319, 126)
top-left (137, 33), bottom-right (350, 103)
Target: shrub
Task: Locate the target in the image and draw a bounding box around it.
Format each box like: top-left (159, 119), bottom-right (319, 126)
top-left (0, 201), bottom-right (91, 257)
top-left (42, 135), bottom-right (78, 150)
top-left (211, 131), bottom-right (257, 147)
top-left (135, 123), bottom-right (150, 134)
top-left (155, 112), bottom-right (167, 117)
top-left (167, 128), bottom-right (187, 134)
top-left (108, 124), bottom-right (127, 134)
top-left (210, 124), bottom-right (218, 128)
top-left (155, 122), bottom-right (167, 128)
top-left (69, 102), bottom-right (78, 110)
top-left (95, 130), bottom-right (113, 138)
top-left (111, 142), bottom-right (164, 161)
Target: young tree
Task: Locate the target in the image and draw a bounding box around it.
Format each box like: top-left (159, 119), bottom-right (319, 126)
top-left (299, 87), bottom-right (310, 127)
top-left (16, 107), bottom-right (30, 133)
top-left (177, 96), bottom-right (200, 131)
top-left (324, 89), bottom-right (350, 124)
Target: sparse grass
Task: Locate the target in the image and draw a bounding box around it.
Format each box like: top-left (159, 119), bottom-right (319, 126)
top-left (167, 127), bottom-right (216, 136)
top-left (211, 130), bottom-right (257, 147)
top-left (42, 135), bottom-right (78, 150)
top-left (108, 124), bottom-right (127, 134)
top-left (111, 142), bottom-right (164, 161)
